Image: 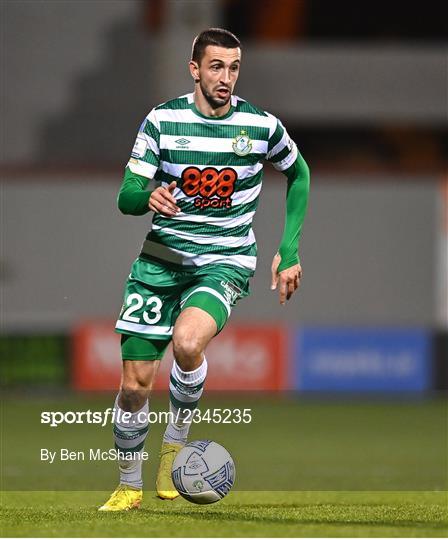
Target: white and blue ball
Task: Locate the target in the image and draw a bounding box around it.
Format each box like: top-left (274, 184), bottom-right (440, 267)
top-left (171, 440), bottom-right (235, 504)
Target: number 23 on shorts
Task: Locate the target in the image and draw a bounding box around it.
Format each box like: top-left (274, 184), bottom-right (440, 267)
top-left (121, 293), bottom-right (163, 325)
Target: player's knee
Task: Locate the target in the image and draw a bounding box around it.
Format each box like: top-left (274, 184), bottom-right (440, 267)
top-left (119, 382), bottom-right (149, 411)
top-left (172, 331), bottom-right (203, 368)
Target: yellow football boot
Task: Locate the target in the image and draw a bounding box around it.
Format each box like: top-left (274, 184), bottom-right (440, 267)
top-left (156, 442), bottom-right (183, 500)
top-left (98, 484), bottom-right (142, 511)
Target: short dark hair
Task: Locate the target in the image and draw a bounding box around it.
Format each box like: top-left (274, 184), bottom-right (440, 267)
top-left (191, 28), bottom-right (241, 64)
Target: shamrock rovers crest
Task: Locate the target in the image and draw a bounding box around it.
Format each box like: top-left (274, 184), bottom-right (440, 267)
top-left (232, 130), bottom-right (252, 156)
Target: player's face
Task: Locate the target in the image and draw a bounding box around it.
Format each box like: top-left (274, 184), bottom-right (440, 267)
top-left (192, 46), bottom-right (241, 110)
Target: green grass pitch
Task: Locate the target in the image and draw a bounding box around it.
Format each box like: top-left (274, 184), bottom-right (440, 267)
top-left (1, 490), bottom-right (447, 537)
top-left (1, 393), bottom-right (447, 536)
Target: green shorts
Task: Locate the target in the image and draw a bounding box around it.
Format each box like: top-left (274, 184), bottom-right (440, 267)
top-left (116, 257), bottom-right (250, 360)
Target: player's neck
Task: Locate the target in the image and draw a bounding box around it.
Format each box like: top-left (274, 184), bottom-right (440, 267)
top-left (193, 89), bottom-right (231, 118)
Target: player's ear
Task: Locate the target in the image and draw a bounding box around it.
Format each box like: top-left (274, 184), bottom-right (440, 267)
top-left (189, 60), bottom-right (200, 83)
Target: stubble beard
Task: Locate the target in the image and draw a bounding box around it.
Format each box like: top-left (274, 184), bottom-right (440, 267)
top-left (200, 81), bottom-right (231, 111)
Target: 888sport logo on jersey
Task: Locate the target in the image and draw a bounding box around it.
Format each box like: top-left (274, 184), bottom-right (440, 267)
top-left (180, 167), bottom-right (237, 210)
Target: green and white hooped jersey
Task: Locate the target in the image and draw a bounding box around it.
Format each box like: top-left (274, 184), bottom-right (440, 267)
top-left (128, 93), bottom-right (298, 274)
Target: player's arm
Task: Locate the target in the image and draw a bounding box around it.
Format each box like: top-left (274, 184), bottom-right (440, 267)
top-left (266, 118), bottom-right (310, 304)
top-left (117, 166), bottom-right (151, 215)
top-left (117, 112), bottom-right (179, 217)
top-left (271, 152), bottom-right (310, 304)
top-left (117, 167), bottom-right (179, 216)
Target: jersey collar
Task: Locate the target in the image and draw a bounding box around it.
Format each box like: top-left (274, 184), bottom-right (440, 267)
top-left (187, 93), bottom-right (236, 121)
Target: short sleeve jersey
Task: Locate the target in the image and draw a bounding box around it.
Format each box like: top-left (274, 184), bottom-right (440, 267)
top-left (128, 93), bottom-right (298, 274)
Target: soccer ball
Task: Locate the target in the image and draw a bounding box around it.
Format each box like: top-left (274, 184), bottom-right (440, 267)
top-left (171, 440), bottom-right (235, 504)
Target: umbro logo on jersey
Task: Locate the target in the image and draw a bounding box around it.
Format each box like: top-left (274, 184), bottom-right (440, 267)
top-left (175, 138), bottom-right (190, 148)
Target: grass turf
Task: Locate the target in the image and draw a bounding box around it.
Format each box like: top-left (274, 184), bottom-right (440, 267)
top-left (1, 490), bottom-right (447, 537)
top-left (1, 393), bottom-right (447, 536)
top-left (2, 394), bottom-right (447, 491)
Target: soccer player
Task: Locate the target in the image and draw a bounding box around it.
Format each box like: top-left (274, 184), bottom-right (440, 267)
top-left (99, 27), bottom-right (310, 511)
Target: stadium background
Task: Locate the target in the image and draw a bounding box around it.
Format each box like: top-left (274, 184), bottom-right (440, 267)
top-left (1, 0), bottom-right (447, 523)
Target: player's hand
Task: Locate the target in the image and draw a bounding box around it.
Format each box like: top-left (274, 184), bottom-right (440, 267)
top-left (270, 253), bottom-right (302, 305)
top-left (149, 181), bottom-right (180, 217)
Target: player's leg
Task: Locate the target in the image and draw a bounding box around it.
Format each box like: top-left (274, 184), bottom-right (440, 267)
top-left (156, 305), bottom-right (218, 499)
top-left (101, 258), bottom-right (181, 508)
top-left (113, 350), bottom-right (161, 487)
top-left (165, 306), bottom-right (217, 440)
top-left (157, 267), bottom-right (248, 499)
top-left (164, 268), bottom-right (249, 449)
top-left (164, 305), bottom-right (219, 442)
top-left (99, 336), bottom-right (169, 511)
